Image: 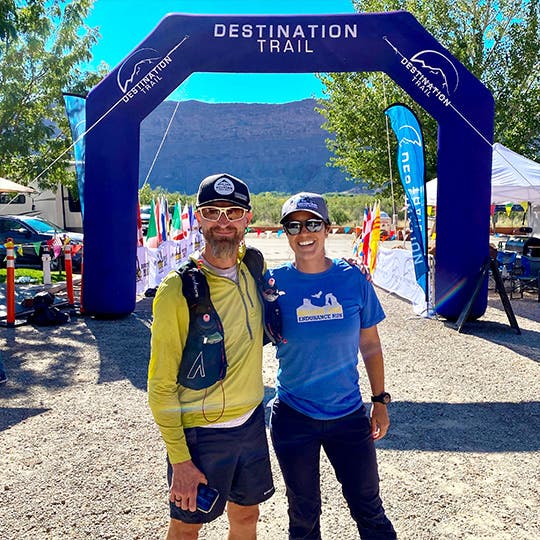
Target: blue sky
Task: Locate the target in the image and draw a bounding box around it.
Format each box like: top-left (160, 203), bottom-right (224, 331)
top-left (85, 0), bottom-right (356, 103)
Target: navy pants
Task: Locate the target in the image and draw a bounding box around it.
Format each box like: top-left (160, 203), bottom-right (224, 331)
top-left (270, 399), bottom-right (396, 540)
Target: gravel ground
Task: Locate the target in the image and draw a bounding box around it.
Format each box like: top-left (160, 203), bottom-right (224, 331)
top-left (1, 234), bottom-right (539, 540)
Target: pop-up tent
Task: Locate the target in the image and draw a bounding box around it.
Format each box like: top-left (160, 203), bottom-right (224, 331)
top-left (427, 143), bottom-right (540, 205)
top-left (0, 177), bottom-right (35, 193)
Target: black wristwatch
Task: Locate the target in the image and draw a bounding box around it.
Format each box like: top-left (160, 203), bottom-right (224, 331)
top-left (371, 392), bottom-right (392, 405)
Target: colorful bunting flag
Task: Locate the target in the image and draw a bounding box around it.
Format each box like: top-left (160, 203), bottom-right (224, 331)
top-left (368, 202), bottom-right (381, 272)
top-left (146, 199), bottom-right (160, 248)
top-left (160, 197), bottom-right (169, 242)
top-left (361, 206), bottom-right (373, 266)
top-left (188, 204), bottom-right (195, 230)
top-left (170, 202), bottom-right (183, 241)
top-left (181, 203), bottom-right (190, 239)
top-left (47, 235), bottom-right (63, 259)
top-left (154, 198), bottom-right (162, 242)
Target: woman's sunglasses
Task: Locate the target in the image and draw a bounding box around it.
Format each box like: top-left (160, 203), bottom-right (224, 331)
top-left (199, 206), bottom-right (248, 222)
top-left (283, 219), bottom-right (325, 235)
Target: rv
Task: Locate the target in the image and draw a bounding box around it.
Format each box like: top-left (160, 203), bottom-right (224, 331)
top-left (0, 183), bottom-right (82, 233)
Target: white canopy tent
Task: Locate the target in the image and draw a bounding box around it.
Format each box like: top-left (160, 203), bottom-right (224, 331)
top-left (427, 143), bottom-right (540, 205)
top-left (0, 177), bottom-right (35, 193)
top-left (427, 143), bottom-right (540, 236)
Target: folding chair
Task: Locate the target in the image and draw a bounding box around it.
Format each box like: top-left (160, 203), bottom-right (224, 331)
top-left (489, 251), bottom-right (517, 291)
top-left (496, 251), bottom-right (517, 279)
top-left (510, 255), bottom-right (540, 301)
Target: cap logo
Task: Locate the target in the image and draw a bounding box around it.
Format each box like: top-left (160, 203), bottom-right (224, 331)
top-left (297, 201), bottom-right (319, 210)
top-left (214, 177), bottom-right (235, 195)
top-left (297, 200), bottom-right (318, 210)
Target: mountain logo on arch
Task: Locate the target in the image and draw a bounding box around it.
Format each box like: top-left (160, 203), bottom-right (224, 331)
top-left (410, 50), bottom-right (460, 95)
top-left (117, 48), bottom-right (162, 94)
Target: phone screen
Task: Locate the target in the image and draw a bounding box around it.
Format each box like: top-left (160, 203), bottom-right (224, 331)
top-left (196, 484), bottom-right (219, 513)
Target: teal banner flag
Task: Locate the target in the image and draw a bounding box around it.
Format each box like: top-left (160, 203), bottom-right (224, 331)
top-left (63, 93), bottom-right (86, 216)
top-left (385, 103), bottom-right (428, 296)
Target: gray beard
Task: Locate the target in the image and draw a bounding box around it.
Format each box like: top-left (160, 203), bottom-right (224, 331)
top-left (203, 229), bottom-right (243, 259)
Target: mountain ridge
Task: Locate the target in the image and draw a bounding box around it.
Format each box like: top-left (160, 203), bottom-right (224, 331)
top-left (138, 99), bottom-right (366, 195)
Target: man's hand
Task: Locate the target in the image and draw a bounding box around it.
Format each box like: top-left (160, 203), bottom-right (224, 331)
top-left (370, 403), bottom-right (390, 440)
top-left (344, 257), bottom-right (373, 282)
top-left (169, 460), bottom-right (207, 512)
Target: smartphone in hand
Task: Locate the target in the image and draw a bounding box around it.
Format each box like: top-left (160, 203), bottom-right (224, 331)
top-left (196, 484), bottom-right (219, 513)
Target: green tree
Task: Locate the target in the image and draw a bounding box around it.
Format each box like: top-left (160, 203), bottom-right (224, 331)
top-left (0, 0), bottom-right (17, 41)
top-left (0, 0), bottom-right (104, 192)
top-left (138, 183), bottom-right (157, 206)
top-left (317, 71), bottom-right (438, 193)
top-left (318, 0), bottom-right (540, 193)
top-left (251, 192), bottom-right (288, 225)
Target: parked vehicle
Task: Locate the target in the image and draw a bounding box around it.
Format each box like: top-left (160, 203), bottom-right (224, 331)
top-left (0, 182), bottom-right (82, 233)
top-left (0, 215), bottom-right (83, 271)
top-left (140, 205), bottom-right (151, 235)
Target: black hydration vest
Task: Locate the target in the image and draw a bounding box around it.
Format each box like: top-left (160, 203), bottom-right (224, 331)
top-left (176, 247), bottom-right (282, 390)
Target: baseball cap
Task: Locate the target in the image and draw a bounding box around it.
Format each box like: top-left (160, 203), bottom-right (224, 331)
top-left (280, 192), bottom-right (330, 224)
top-left (196, 173), bottom-right (251, 210)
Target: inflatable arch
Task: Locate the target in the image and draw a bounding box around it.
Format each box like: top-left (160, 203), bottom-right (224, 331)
top-left (83, 12), bottom-right (494, 319)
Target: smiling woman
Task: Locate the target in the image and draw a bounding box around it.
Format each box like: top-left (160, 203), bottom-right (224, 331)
top-left (265, 192), bottom-right (397, 538)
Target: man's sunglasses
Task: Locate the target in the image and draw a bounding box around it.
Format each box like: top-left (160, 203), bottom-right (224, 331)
top-left (283, 219), bottom-right (325, 235)
top-left (199, 206), bottom-right (248, 222)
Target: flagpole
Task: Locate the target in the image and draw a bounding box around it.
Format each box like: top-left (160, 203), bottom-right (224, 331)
top-left (422, 157), bottom-right (431, 315)
top-left (402, 196), bottom-right (408, 248)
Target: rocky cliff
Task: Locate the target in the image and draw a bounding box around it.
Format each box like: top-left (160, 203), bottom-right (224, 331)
top-left (138, 99), bottom-right (365, 195)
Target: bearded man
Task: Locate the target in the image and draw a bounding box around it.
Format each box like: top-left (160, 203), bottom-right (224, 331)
top-left (148, 173), bottom-right (274, 540)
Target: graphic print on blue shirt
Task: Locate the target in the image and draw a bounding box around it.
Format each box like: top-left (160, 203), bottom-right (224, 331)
top-left (265, 259), bottom-right (385, 420)
top-left (296, 290), bottom-right (344, 322)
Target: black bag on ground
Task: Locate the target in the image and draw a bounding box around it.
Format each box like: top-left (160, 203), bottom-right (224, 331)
top-left (27, 291), bottom-right (69, 326)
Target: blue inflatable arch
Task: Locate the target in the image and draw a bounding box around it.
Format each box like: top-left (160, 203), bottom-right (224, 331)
top-left (83, 12), bottom-right (494, 319)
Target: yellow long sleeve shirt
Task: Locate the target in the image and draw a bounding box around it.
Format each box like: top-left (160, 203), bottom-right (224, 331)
top-left (148, 253), bottom-right (265, 464)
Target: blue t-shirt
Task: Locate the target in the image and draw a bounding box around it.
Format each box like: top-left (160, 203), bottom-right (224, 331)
top-left (266, 259), bottom-right (385, 420)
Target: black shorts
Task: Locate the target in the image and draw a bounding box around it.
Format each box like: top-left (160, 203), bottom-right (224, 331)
top-left (167, 403), bottom-right (275, 523)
